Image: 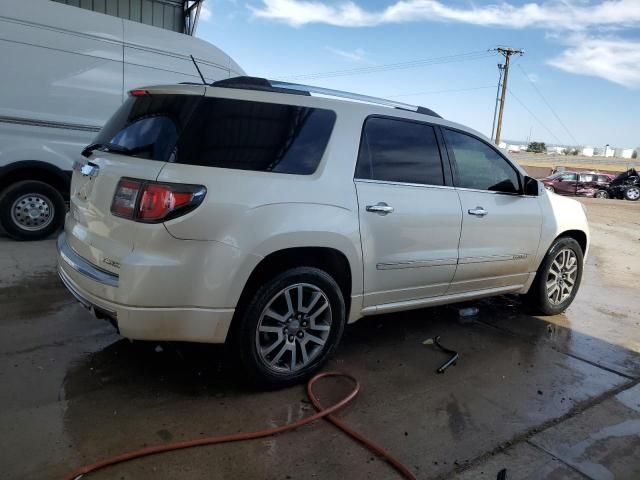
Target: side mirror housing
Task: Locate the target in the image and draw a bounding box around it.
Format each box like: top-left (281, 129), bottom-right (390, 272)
top-left (524, 176), bottom-right (539, 196)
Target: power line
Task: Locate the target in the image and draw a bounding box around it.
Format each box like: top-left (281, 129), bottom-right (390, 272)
top-left (517, 64), bottom-right (579, 145)
top-left (507, 87), bottom-right (563, 144)
top-left (388, 85), bottom-right (496, 98)
top-left (273, 50), bottom-right (497, 81)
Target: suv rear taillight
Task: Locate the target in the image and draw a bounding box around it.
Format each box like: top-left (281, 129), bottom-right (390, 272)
top-left (111, 178), bottom-right (206, 223)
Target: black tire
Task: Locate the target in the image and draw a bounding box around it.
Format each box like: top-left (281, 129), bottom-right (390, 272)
top-left (234, 266), bottom-right (346, 388)
top-left (544, 185), bottom-right (555, 193)
top-left (526, 237), bottom-right (583, 315)
top-left (594, 190), bottom-right (609, 199)
top-left (0, 180), bottom-right (66, 240)
top-left (623, 186), bottom-right (640, 201)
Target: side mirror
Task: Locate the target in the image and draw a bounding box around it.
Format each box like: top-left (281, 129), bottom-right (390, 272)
top-left (524, 176), bottom-right (539, 196)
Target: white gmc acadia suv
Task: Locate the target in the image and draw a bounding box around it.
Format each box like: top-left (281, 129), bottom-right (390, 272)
top-left (57, 77), bottom-right (589, 386)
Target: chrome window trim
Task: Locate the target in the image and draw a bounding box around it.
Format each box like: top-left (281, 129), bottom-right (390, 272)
top-left (57, 233), bottom-right (119, 287)
top-left (354, 178), bottom-right (537, 197)
top-left (354, 178), bottom-right (455, 191)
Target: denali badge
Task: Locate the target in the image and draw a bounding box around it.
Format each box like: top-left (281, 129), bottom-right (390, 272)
top-left (102, 257), bottom-right (121, 269)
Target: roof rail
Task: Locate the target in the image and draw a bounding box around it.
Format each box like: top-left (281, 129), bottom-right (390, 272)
top-left (210, 76), bottom-right (442, 118)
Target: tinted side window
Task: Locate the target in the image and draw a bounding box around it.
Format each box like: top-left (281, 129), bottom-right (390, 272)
top-left (579, 174), bottom-right (596, 182)
top-left (355, 117), bottom-right (444, 186)
top-left (176, 98), bottom-right (336, 174)
top-left (444, 129), bottom-right (520, 193)
top-left (93, 94), bottom-right (200, 162)
top-left (561, 173), bottom-right (577, 181)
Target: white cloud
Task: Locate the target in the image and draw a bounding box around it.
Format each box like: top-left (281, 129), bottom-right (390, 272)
top-left (325, 46), bottom-right (367, 61)
top-left (250, 1), bottom-right (640, 88)
top-left (548, 35), bottom-right (640, 88)
top-left (250, 0), bottom-right (640, 29)
top-left (200, 4), bottom-right (213, 21)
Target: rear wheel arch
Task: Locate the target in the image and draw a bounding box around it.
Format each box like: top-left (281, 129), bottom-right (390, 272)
top-left (229, 247), bottom-right (353, 338)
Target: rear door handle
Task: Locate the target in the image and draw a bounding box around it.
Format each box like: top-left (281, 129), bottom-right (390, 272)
top-left (366, 202), bottom-right (394, 215)
top-left (468, 207), bottom-right (488, 217)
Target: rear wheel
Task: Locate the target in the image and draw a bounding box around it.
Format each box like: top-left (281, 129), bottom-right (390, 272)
top-left (234, 266), bottom-right (346, 387)
top-left (594, 190), bottom-right (609, 199)
top-left (526, 237), bottom-right (583, 315)
top-left (624, 186), bottom-right (640, 201)
top-left (0, 180), bottom-right (65, 240)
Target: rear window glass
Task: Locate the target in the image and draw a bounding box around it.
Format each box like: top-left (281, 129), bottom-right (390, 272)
top-left (93, 94), bottom-right (200, 162)
top-left (175, 98), bottom-right (336, 174)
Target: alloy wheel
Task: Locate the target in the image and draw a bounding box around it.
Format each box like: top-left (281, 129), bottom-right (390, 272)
top-left (255, 283), bottom-right (332, 373)
top-left (546, 248), bottom-right (578, 306)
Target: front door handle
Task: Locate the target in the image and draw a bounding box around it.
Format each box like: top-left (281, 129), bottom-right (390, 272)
top-left (468, 207), bottom-right (488, 217)
top-left (366, 202), bottom-right (394, 215)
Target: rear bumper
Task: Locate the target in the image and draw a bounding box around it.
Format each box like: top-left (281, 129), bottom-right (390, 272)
top-left (56, 232), bottom-right (234, 343)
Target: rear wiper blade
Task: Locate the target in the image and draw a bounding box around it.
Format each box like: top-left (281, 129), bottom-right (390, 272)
top-left (81, 142), bottom-right (133, 158)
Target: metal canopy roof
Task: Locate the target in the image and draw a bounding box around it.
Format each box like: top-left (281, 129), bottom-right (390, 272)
top-left (51, 0), bottom-right (205, 35)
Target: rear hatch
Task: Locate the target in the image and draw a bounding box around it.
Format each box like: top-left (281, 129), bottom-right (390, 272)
top-left (67, 86), bottom-right (204, 273)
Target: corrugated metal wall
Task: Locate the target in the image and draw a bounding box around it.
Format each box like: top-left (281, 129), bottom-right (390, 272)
top-left (51, 0), bottom-right (185, 33)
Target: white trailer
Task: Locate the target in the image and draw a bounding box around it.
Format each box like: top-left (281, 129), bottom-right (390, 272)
top-left (0, 0), bottom-right (244, 239)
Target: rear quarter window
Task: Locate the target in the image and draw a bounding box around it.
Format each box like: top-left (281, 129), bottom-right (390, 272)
top-left (93, 94), bottom-right (200, 162)
top-left (175, 98), bottom-right (336, 175)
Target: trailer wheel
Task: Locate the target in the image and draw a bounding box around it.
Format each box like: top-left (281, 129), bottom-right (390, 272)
top-left (0, 180), bottom-right (65, 240)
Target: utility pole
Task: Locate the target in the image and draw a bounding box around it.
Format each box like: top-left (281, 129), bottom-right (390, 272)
top-left (490, 63), bottom-right (504, 141)
top-left (492, 47), bottom-right (524, 146)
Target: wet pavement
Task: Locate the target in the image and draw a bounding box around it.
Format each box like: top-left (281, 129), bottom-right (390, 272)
top-left (1, 197), bottom-right (639, 480)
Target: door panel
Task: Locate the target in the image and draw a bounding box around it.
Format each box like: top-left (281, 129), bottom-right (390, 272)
top-left (441, 127), bottom-right (543, 293)
top-left (356, 181), bottom-right (462, 306)
top-left (555, 173), bottom-right (577, 195)
top-left (450, 191), bottom-right (542, 293)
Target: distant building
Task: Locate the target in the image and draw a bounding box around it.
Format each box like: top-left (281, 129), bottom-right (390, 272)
top-left (548, 146), bottom-right (565, 154)
top-left (615, 148), bottom-right (634, 159)
top-left (582, 147), bottom-right (594, 157)
top-left (507, 144), bottom-right (520, 152)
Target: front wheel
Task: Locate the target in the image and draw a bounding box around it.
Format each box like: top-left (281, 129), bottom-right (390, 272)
top-left (624, 186), bottom-right (640, 201)
top-left (526, 237), bottom-right (583, 315)
top-left (234, 267), bottom-right (346, 388)
top-left (544, 185), bottom-right (555, 193)
top-left (0, 180), bottom-right (66, 240)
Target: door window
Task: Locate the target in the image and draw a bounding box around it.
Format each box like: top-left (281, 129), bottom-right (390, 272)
top-left (560, 173), bottom-right (577, 181)
top-left (579, 174), bottom-right (596, 182)
top-left (355, 117), bottom-right (444, 186)
top-left (444, 129), bottom-right (520, 193)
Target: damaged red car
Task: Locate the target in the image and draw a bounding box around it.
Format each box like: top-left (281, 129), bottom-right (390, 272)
top-left (541, 171), bottom-right (614, 197)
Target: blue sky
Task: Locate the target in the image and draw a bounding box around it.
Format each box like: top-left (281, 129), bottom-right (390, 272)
top-left (196, 0), bottom-right (640, 148)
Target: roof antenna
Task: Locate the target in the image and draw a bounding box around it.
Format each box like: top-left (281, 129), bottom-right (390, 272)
top-left (190, 55), bottom-right (207, 84)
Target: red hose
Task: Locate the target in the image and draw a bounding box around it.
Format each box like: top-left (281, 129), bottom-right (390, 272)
top-left (63, 371), bottom-right (416, 480)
